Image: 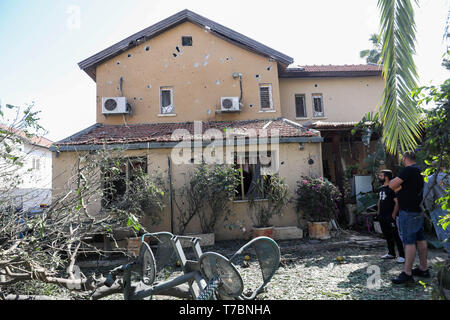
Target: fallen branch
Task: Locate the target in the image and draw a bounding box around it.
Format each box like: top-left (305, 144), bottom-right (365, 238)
top-left (1, 294), bottom-right (62, 300)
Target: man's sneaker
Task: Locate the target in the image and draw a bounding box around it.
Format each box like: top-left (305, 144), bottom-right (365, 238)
top-left (396, 257), bottom-right (406, 263)
top-left (412, 266), bottom-right (430, 278)
top-left (392, 272), bottom-right (415, 285)
top-left (381, 253), bottom-right (395, 259)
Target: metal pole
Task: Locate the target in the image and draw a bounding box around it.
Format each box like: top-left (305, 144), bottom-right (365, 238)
top-left (132, 272), bottom-right (198, 300)
top-left (168, 156), bottom-right (174, 234)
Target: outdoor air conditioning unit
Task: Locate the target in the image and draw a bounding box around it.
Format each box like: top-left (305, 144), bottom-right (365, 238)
top-left (102, 97), bottom-right (129, 114)
top-left (220, 97), bottom-right (240, 112)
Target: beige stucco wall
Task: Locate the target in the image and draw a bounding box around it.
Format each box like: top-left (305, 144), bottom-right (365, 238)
top-left (52, 141), bottom-right (322, 240)
top-left (95, 21), bottom-right (282, 124)
top-left (279, 77), bottom-right (384, 123)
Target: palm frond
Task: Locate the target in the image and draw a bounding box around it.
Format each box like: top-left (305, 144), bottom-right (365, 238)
top-left (377, 0), bottom-right (422, 155)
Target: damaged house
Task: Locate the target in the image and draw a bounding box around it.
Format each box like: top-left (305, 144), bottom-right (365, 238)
top-left (51, 10), bottom-right (383, 240)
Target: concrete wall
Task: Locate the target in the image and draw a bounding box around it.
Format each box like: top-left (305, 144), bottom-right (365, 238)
top-left (52, 141), bottom-right (322, 240)
top-left (279, 77), bottom-right (384, 123)
top-left (95, 21), bottom-right (281, 124)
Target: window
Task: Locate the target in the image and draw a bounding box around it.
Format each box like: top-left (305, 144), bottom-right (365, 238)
top-left (160, 87), bottom-right (174, 114)
top-left (32, 158), bottom-right (40, 170)
top-left (182, 36), bottom-right (192, 46)
top-left (312, 94), bottom-right (324, 117)
top-left (234, 151), bottom-right (274, 200)
top-left (259, 84), bottom-right (273, 110)
top-left (102, 157), bottom-right (147, 208)
top-left (295, 94), bottom-right (307, 118)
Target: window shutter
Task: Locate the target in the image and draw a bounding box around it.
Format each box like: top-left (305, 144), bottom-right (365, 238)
top-left (259, 86), bottom-right (272, 109)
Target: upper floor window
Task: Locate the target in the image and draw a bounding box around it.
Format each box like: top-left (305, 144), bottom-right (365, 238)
top-left (312, 94), bottom-right (324, 117)
top-left (160, 87), bottom-right (174, 114)
top-left (259, 84), bottom-right (273, 110)
top-left (295, 94), bottom-right (307, 118)
top-left (32, 158), bottom-right (40, 170)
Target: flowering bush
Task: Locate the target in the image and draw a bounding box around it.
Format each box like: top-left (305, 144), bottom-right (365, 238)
top-left (295, 176), bottom-right (342, 222)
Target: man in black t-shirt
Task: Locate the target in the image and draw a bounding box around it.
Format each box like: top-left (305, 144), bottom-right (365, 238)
top-left (389, 151), bottom-right (429, 284)
top-left (377, 170), bottom-right (405, 263)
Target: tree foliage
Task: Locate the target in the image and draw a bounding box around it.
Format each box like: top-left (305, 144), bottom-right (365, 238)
top-left (360, 33), bottom-right (382, 64)
top-left (175, 163), bottom-right (240, 234)
top-left (248, 175), bottom-right (290, 228)
top-left (1, 102), bottom-right (167, 298)
top-left (377, 0), bottom-right (422, 155)
top-left (413, 79), bottom-right (450, 229)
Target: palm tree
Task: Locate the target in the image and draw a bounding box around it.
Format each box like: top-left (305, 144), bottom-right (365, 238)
top-left (360, 33), bottom-right (382, 64)
top-left (377, 0), bottom-right (422, 155)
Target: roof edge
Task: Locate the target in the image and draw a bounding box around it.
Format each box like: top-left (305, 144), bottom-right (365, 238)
top-left (78, 9), bottom-right (294, 81)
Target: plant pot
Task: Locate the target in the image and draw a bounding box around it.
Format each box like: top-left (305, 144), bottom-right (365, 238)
top-left (127, 236), bottom-right (150, 257)
top-left (252, 226), bottom-right (274, 239)
top-left (273, 226), bottom-right (303, 240)
top-left (308, 222), bottom-right (330, 240)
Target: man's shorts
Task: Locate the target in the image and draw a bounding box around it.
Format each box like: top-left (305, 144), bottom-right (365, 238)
top-left (398, 210), bottom-right (426, 244)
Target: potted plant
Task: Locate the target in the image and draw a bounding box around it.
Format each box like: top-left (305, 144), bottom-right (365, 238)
top-left (248, 175), bottom-right (290, 238)
top-left (295, 176), bottom-right (341, 239)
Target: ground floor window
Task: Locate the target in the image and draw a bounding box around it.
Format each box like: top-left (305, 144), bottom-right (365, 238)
top-left (234, 151), bottom-right (274, 200)
top-left (101, 157), bottom-right (147, 208)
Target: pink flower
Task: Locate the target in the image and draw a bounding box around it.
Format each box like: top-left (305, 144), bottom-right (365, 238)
top-left (302, 179), bottom-right (308, 184)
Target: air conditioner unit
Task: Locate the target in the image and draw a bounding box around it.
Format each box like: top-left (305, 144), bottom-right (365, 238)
top-left (220, 97), bottom-right (240, 112)
top-left (102, 97), bottom-right (128, 114)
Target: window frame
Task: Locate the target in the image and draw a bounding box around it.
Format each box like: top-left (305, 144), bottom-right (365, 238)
top-left (159, 86), bottom-right (175, 115)
top-left (312, 93), bottom-right (325, 118)
top-left (294, 94), bottom-right (307, 118)
top-left (182, 36), bottom-right (193, 46)
top-left (32, 158), bottom-right (40, 170)
top-left (259, 84), bottom-right (274, 110)
top-left (233, 151), bottom-right (275, 201)
top-left (101, 156), bottom-right (148, 209)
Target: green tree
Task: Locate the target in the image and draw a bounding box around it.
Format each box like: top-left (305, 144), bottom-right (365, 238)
top-left (442, 10), bottom-right (450, 70)
top-left (360, 33), bottom-right (382, 64)
top-left (413, 80), bottom-right (450, 229)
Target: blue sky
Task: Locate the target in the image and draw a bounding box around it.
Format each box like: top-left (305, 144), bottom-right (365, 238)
top-left (0, 0), bottom-right (448, 142)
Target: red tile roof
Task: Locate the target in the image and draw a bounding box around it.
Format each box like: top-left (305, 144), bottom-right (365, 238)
top-left (311, 121), bottom-right (359, 129)
top-left (297, 64), bottom-right (382, 72)
top-left (55, 118), bottom-right (319, 146)
top-left (280, 64), bottom-right (382, 78)
top-left (0, 124), bottom-right (53, 148)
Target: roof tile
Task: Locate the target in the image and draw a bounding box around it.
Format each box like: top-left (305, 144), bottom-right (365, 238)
top-left (55, 118), bottom-right (318, 146)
